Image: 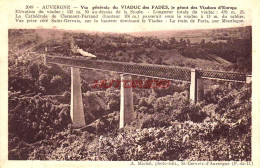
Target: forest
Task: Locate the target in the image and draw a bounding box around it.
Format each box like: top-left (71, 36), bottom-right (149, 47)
top-left (8, 27), bottom-right (251, 160)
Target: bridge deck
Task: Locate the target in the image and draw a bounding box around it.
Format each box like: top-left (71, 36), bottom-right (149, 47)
top-left (44, 55), bottom-right (248, 83)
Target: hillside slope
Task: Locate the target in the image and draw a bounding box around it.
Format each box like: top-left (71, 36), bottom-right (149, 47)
top-left (8, 26), bottom-right (252, 72)
top-left (8, 27), bottom-right (252, 160)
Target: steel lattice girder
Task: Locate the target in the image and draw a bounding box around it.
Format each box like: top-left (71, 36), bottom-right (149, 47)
top-left (44, 56), bottom-right (248, 83)
top-left (197, 70), bottom-right (246, 82)
top-left (45, 56), bottom-right (191, 81)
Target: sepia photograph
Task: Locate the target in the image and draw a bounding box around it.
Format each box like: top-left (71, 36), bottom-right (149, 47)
top-left (1, 0), bottom-right (260, 167)
top-left (8, 26), bottom-right (252, 161)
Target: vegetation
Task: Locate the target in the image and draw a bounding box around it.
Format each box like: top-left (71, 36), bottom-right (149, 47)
top-left (8, 27), bottom-right (252, 161)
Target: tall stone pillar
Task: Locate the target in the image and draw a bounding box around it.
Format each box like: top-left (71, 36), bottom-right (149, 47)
top-left (190, 69), bottom-right (204, 103)
top-left (120, 74), bottom-right (135, 128)
top-left (70, 67), bottom-right (86, 128)
top-left (190, 69), bottom-right (197, 103)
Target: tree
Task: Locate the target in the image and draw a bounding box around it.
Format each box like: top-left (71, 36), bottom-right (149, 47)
top-left (50, 75), bottom-right (64, 93)
top-left (28, 63), bottom-right (39, 80)
top-left (200, 39), bottom-right (205, 45)
top-left (39, 74), bottom-right (50, 91)
top-left (154, 57), bottom-right (162, 64)
top-left (170, 37), bottom-right (176, 44)
top-left (236, 56), bottom-right (251, 72)
top-left (186, 39), bottom-right (191, 45)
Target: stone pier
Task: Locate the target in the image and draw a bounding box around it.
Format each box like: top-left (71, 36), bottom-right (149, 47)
top-left (70, 67), bottom-right (86, 128)
top-left (120, 74), bottom-right (135, 128)
top-left (190, 69), bottom-right (204, 103)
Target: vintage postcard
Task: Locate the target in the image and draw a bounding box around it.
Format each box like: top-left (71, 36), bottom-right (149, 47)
top-left (0, 0), bottom-right (260, 167)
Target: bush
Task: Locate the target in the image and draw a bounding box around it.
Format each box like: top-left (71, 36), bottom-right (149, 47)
top-left (176, 104), bottom-right (207, 123)
top-left (28, 63), bottom-right (39, 79)
top-left (39, 74), bottom-right (50, 90)
top-left (50, 75), bottom-right (64, 93)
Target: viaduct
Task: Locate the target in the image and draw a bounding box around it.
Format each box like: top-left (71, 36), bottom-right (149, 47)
top-left (43, 55), bottom-right (252, 128)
